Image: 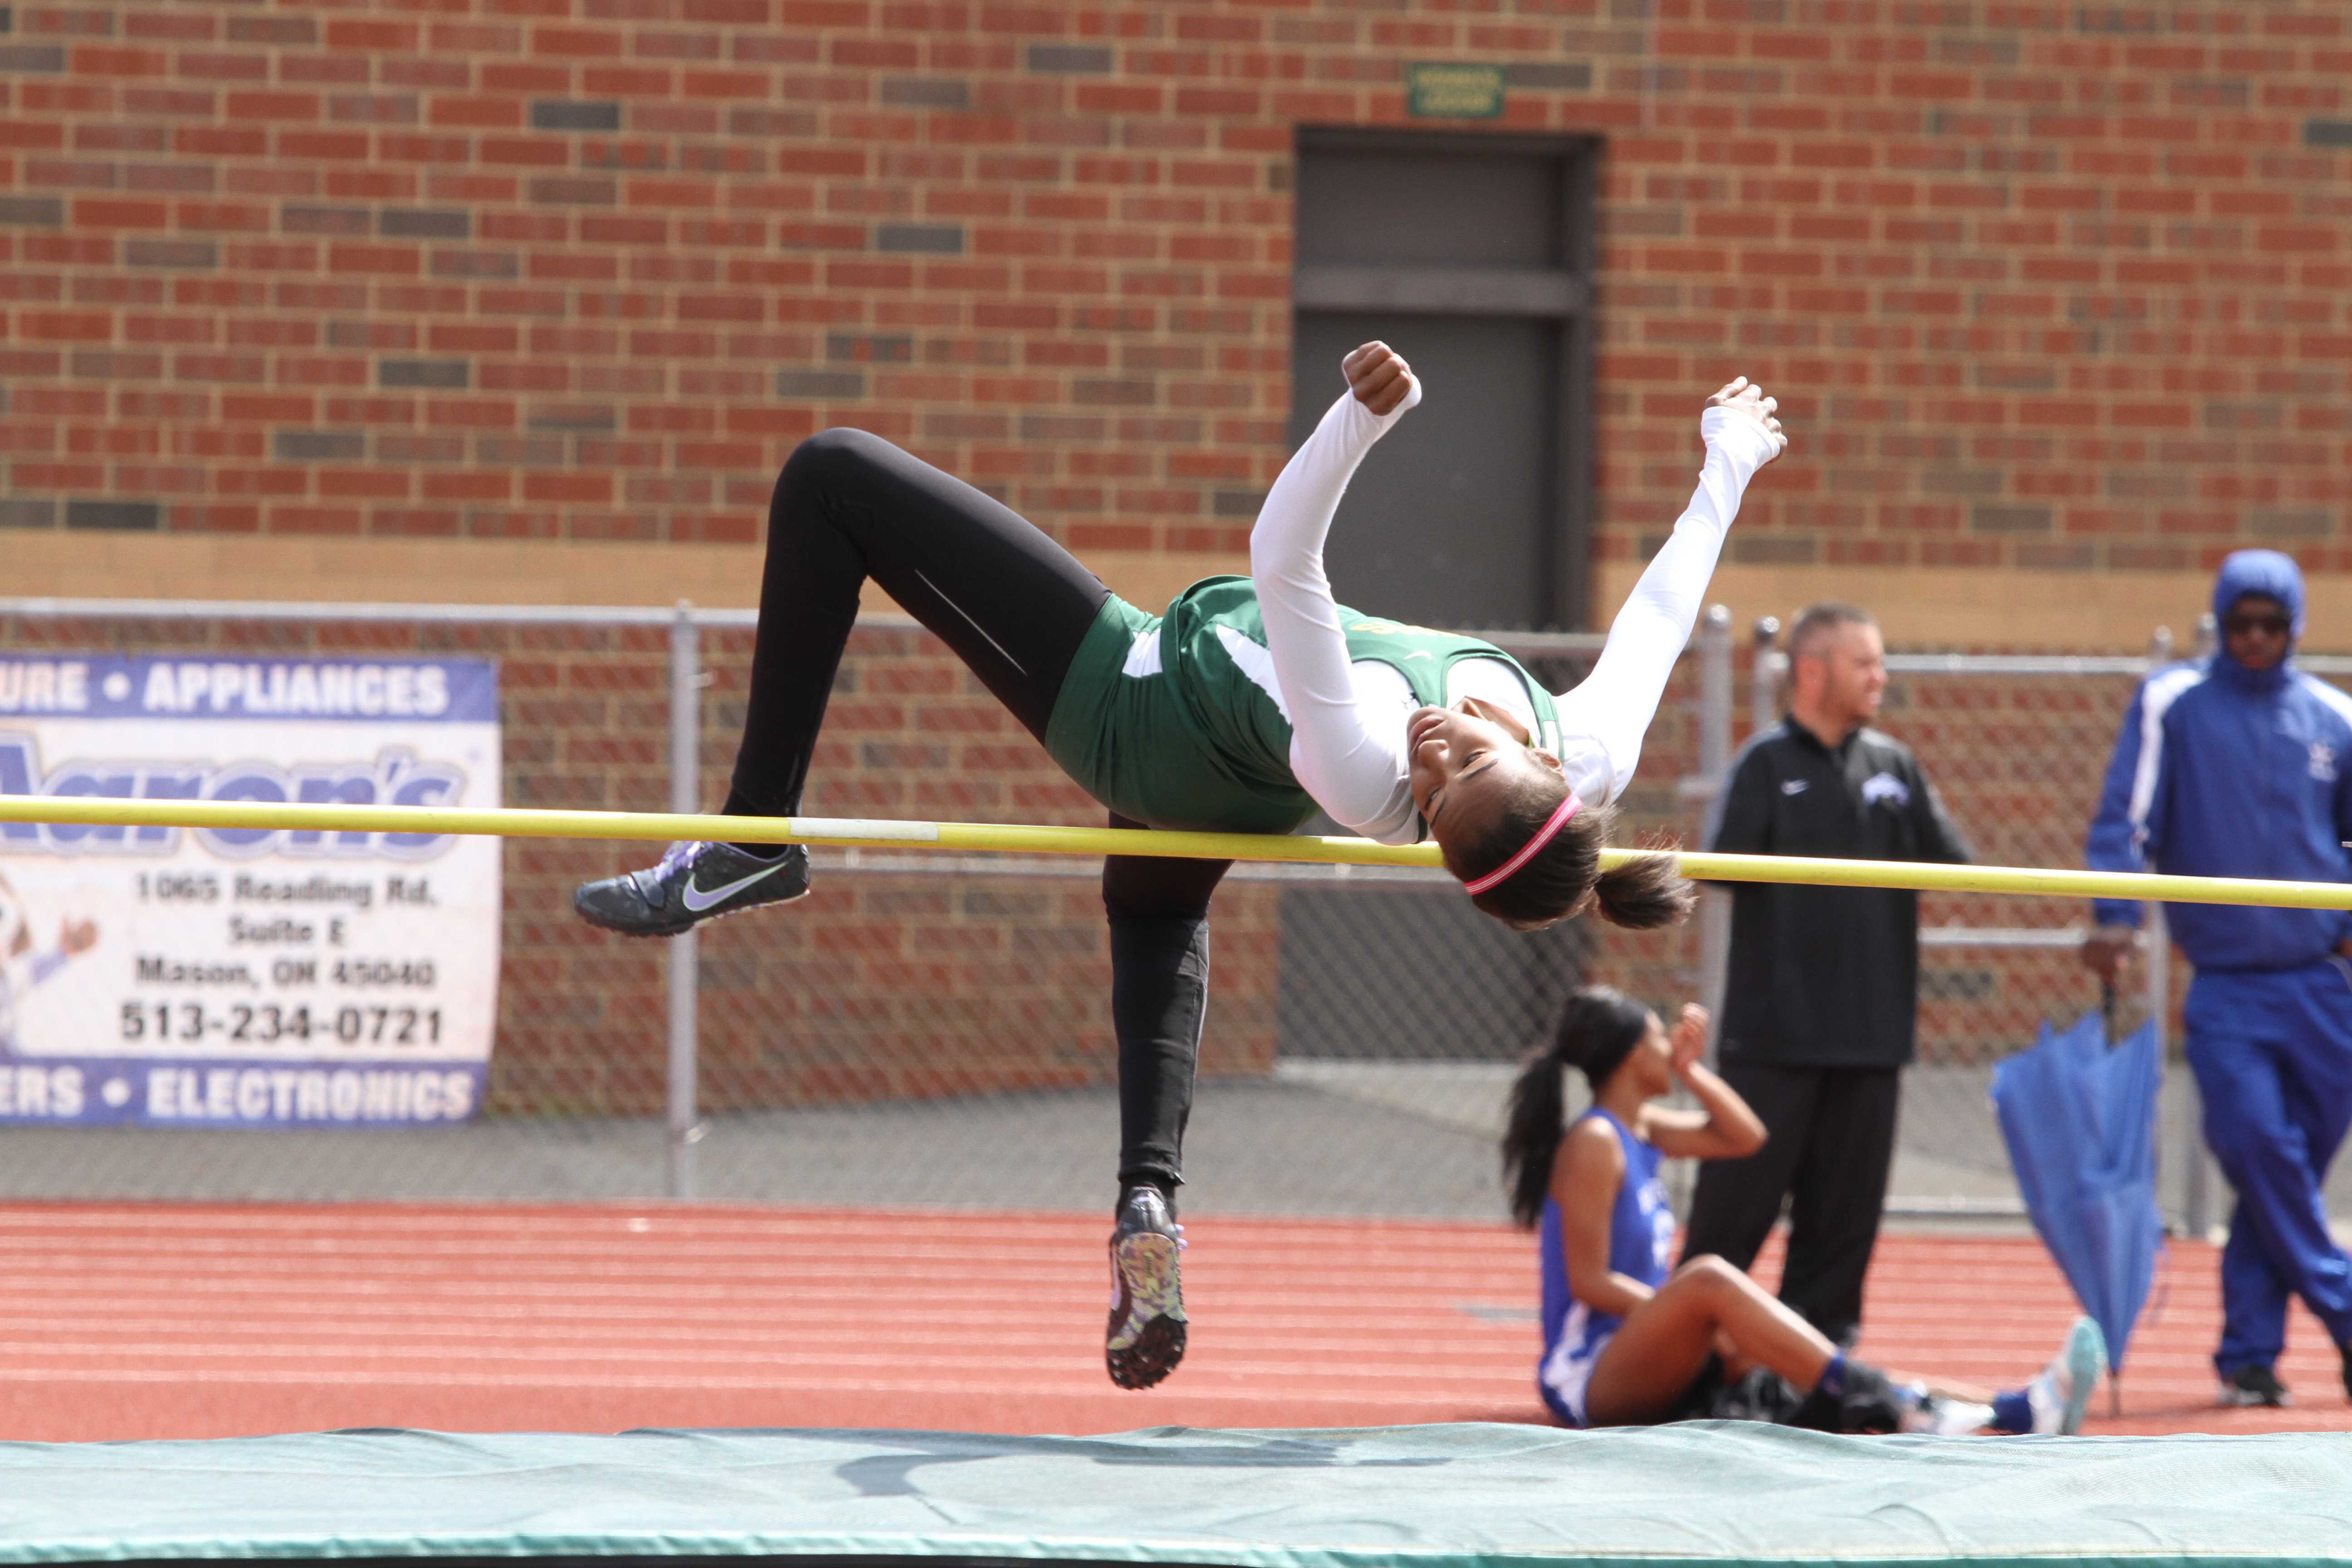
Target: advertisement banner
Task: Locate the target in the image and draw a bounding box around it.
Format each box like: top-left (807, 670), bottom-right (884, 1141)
top-left (0, 654), bottom-right (501, 1127)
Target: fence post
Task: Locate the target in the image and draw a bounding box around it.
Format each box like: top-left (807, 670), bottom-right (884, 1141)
top-left (667, 600), bottom-right (701, 1201)
top-left (2145, 625), bottom-right (2210, 1241)
top-left (2143, 626), bottom-right (2212, 1237)
top-left (1749, 615), bottom-right (1782, 735)
top-left (1695, 605), bottom-right (1732, 1027)
top-left (2142, 625), bottom-right (2209, 1240)
top-left (1696, 613), bottom-right (1780, 1044)
top-left (2152, 902), bottom-right (2203, 1236)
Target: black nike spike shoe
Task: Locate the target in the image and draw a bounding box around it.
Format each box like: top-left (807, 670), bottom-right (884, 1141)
top-left (573, 840), bottom-right (810, 937)
top-left (1105, 1185), bottom-right (1188, 1390)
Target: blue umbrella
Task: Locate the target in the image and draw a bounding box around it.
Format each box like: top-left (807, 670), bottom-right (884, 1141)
top-left (1990, 1010), bottom-right (2164, 1380)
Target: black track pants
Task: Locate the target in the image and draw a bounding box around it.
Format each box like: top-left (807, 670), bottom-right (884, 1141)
top-left (728, 426), bottom-right (1110, 808)
top-left (725, 428), bottom-right (1233, 1198)
top-left (1680, 1062), bottom-right (1901, 1347)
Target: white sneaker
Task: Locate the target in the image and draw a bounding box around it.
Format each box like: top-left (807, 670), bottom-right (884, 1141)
top-left (2026, 1317), bottom-right (2109, 1434)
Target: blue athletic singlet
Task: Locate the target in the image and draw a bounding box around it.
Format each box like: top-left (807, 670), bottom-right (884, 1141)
top-left (1536, 1108), bottom-right (1677, 1427)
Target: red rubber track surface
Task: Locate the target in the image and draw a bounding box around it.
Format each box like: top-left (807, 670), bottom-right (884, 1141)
top-left (2, 1204), bottom-right (2344, 1442)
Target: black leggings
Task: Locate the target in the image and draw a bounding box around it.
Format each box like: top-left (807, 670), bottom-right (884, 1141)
top-left (726, 428), bottom-right (1230, 1198)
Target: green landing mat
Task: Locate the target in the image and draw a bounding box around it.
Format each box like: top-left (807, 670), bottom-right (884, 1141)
top-left (5, 1423), bottom-right (2351, 1567)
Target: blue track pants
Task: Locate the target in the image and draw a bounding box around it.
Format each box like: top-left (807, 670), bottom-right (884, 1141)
top-left (2184, 956), bottom-right (2352, 1374)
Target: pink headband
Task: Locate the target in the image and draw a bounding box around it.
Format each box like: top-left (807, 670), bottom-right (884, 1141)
top-left (1461, 791), bottom-right (1583, 896)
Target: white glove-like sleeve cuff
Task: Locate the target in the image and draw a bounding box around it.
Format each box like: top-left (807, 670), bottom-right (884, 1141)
top-left (1699, 404), bottom-right (1778, 481)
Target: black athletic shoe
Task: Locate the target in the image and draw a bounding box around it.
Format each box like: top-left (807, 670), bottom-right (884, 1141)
top-left (573, 840), bottom-right (809, 937)
top-left (2218, 1362), bottom-right (2290, 1408)
top-left (1105, 1186), bottom-right (1187, 1390)
top-left (1792, 1360), bottom-right (1907, 1434)
top-left (2340, 1342), bottom-right (2352, 1404)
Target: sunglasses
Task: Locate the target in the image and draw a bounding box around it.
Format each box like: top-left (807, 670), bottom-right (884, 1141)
top-left (2225, 613), bottom-right (2292, 638)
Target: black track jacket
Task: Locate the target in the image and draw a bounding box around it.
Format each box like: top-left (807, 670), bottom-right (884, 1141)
top-left (1707, 719), bottom-right (1972, 1068)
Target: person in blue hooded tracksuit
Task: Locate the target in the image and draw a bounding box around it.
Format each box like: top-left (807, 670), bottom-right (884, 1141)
top-left (2081, 549), bottom-right (2352, 1408)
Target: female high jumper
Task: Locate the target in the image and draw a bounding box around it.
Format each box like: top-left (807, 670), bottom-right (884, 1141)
top-left (574, 342), bottom-right (1784, 1390)
top-left (1504, 986), bottom-right (2109, 1433)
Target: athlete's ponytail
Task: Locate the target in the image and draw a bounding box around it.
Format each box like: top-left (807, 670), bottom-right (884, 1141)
top-left (1445, 776), bottom-right (1696, 932)
top-left (1591, 850), bottom-right (1698, 930)
top-left (1499, 1040), bottom-right (1570, 1230)
top-left (1500, 986), bottom-right (1655, 1228)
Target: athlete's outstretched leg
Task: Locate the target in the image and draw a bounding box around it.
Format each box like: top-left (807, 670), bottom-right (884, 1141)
top-left (1101, 824), bottom-right (1230, 1391)
top-left (727, 426), bottom-right (1110, 816)
top-left (576, 428), bottom-right (1111, 936)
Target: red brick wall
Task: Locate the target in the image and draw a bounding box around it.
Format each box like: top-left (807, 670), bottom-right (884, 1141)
top-left (1, 0), bottom-right (2346, 579)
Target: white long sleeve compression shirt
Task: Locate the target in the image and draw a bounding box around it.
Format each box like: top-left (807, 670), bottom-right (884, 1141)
top-left (1251, 384), bottom-right (1779, 844)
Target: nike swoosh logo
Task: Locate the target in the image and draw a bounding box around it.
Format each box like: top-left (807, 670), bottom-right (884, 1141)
top-left (682, 863), bottom-right (782, 913)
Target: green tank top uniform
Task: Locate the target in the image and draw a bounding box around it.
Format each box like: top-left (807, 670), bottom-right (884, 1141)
top-left (1044, 576), bottom-right (1561, 836)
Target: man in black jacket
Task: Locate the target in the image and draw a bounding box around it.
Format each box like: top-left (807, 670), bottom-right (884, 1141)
top-left (1681, 602), bottom-right (1971, 1347)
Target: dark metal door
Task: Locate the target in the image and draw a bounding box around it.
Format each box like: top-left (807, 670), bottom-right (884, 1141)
top-left (1289, 130), bottom-right (1597, 636)
top-left (1290, 311), bottom-right (1559, 631)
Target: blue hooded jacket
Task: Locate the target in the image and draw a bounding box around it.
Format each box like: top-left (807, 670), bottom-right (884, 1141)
top-left (2084, 550), bottom-right (2352, 971)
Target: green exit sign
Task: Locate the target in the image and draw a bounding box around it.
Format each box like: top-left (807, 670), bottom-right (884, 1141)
top-left (1406, 62), bottom-right (1505, 119)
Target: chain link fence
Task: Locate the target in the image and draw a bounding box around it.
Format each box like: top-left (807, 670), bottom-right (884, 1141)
top-left (0, 596), bottom-right (2343, 1231)
top-left (1871, 642), bottom-right (2182, 1223)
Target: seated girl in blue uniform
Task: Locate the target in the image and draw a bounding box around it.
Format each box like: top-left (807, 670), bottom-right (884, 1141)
top-left (1505, 988), bottom-right (2108, 1434)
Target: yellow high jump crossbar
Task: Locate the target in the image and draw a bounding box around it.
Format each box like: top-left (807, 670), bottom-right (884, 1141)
top-left (3, 795), bottom-right (2350, 911)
